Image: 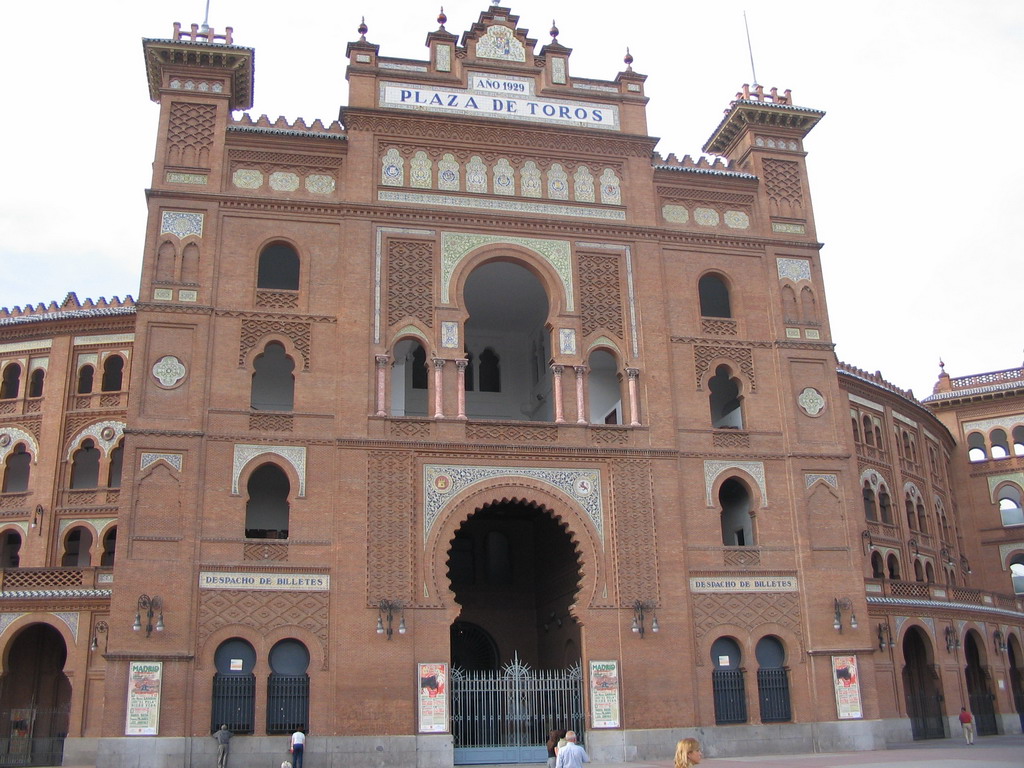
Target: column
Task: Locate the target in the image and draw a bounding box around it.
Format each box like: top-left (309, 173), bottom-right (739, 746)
top-left (551, 365), bottom-right (565, 423)
top-left (432, 358), bottom-right (445, 419)
top-left (374, 355), bottom-right (389, 417)
top-left (574, 365), bottom-right (587, 425)
top-left (456, 359), bottom-right (468, 421)
top-left (626, 367), bottom-right (641, 426)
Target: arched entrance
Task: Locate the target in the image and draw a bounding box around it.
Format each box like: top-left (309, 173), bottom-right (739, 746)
top-left (901, 626), bottom-right (946, 739)
top-left (447, 500), bottom-right (584, 764)
top-left (964, 631), bottom-right (998, 735)
top-left (1008, 635), bottom-right (1024, 731)
top-left (0, 623), bottom-right (71, 765)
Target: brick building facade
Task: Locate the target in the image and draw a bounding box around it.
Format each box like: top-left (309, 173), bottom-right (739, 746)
top-left (0, 6), bottom-right (1021, 768)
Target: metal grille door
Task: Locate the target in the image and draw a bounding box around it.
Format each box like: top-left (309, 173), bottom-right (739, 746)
top-left (451, 655), bottom-right (583, 765)
top-left (712, 668), bottom-right (748, 724)
top-left (757, 668), bottom-right (791, 722)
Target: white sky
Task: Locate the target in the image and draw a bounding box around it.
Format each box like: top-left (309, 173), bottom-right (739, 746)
top-left (1, 1), bottom-right (1021, 397)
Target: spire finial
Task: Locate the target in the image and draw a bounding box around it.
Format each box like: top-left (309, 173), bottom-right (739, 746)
top-left (358, 16), bottom-right (368, 40)
top-left (550, 20), bottom-right (559, 43)
top-left (623, 47), bottom-right (633, 71)
top-left (939, 358), bottom-right (945, 373)
top-left (438, 7), bottom-right (447, 29)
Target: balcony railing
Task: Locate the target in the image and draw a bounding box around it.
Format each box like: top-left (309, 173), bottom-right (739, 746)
top-left (865, 578), bottom-right (1023, 613)
top-left (0, 567), bottom-right (113, 592)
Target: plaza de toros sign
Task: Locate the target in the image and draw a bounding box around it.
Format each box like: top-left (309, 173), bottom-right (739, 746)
top-left (379, 73), bottom-right (621, 130)
top-left (689, 575), bottom-right (798, 593)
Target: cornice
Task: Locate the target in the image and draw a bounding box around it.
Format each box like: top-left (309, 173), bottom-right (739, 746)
top-left (671, 337), bottom-right (774, 348)
top-left (213, 309), bottom-right (337, 324)
top-left (135, 302), bottom-right (215, 316)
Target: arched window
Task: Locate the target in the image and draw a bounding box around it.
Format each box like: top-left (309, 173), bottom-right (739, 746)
top-left (463, 350), bottom-right (475, 392)
top-left (478, 348), bottom-right (501, 393)
top-left (860, 415), bottom-right (873, 446)
top-left (719, 478), bottom-right (754, 547)
top-left (850, 410), bottom-right (860, 443)
top-left (711, 636), bottom-right (747, 724)
top-left (1013, 426), bottom-right (1024, 457)
top-left (905, 495), bottom-right (916, 530)
top-left (913, 559), bottom-right (924, 582)
top-left (781, 285), bottom-right (798, 322)
top-left (267, 639), bottom-right (310, 734)
top-left (799, 286), bottom-right (816, 324)
top-left (251, 343), bottom-right (295, 411)
top-left (998, 486), bottom-right (1024, 527)
top-left (0, 364), bottom-right (21, 399)
top-left (411, 344), bottom-right (428, 390)
top-left (967, 432), bottom-right (987, 462)
top-left (0, 531), bottom-right (21, 568)
top-left (156, 241), bottom-right (176, 282)
top-left (916, 500), bottom-right (928, 533)
top-left (61, 526), bottom-right (93, 567)
top-left (257, 243), bottom-right (300, 290)
top-left (390, 339), bottom-right (429, 418)
top-left (709, 364), bottom-right (743, 429)
top-left (925, 561), bottom-right (935, 583)
top-left (887, 553), bottom-right (901, 580)
top-left (77, 365), bottom-right (94, 395)
top-left (698, 274), bottom-right (731, 318)
top-left (212, 639), bottom-right (256, 733)
top-left (100, 356), bottom-right (124, 392)
top-left (588, 349), bottom-right (622, 425)
top-left (870, 551), bottom-right (884, 579)
top-left (755, 636), bottom-right (791, 722)
top-left (108, 441), bottom-right (124, 488)
top-left (70, 439), bottom-right (100, 489)
top-left (990, 429), bottom-right (1010, 459)
top-left (874, 422), bottom-right (883, 448)
top-left (100, 526), bottom-right (117, 567)
top-left (245, 463), bottom-right (291, 539)
top-left (862, 484), bottom-right (877, 522)
top-left (878, 487), bottom-right (893, 525)
top-left (28, 369), bottom-right (44, 398)
top-left (2, 444), bottom-right (31, 493)
top-left (1010, 556), bottom-right (1024, 595)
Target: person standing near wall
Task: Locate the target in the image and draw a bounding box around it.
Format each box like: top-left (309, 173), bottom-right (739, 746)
top-left (213, 724), bottom-right (232, 768)
top-left (674, 738), bottom-right (703, 767)
top-left (958, 707), bottom-right (974, 745)
top-left (290, 729), bottom-right (306, 768)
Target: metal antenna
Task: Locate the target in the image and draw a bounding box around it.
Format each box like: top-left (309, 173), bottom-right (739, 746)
top-left (201, 0), bottom-right (212, 33)
top-left (743, 10), bottom-right (759, 87)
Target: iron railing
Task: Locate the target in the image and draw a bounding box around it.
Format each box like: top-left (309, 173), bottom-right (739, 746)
top-left (757, 667), bottom-right (791, 722)
top-left (267, 675), bottom-right (309, 734)
top-left (211, 674), bottom-right (255, 734)
top-left (712, 668), bottom-right (747, 724)
top-left (0, 706), bottom-right (68, 766)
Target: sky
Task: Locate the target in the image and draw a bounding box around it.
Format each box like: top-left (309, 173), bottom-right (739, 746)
top-left (1, 1), bottom-right (1021, 397)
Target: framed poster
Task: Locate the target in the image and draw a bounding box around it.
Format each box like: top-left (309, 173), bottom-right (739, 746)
top-left (831, 655), bottom-right (863, 719)
top-left (589, 660), bottom-right (620, 728)
top-left (125, 661), bottom-right (163, 735)
top-left (418, 663), bottom-right (448, 733)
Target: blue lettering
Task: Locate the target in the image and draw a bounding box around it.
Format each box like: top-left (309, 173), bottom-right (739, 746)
top-left (542, 104), bottom-right (556, 116)
top-left (593, 109), bottom-right (603, 122)
top-left (505, 100), bottom-right (517, 113)
top-left (466, 97), bottom-right (479, 109)
top-left (492, 98), bottom-right (505, 112)
top-left (574, 107), bottom-right (588, 119)
top-left (430, 94), bottom-right (444, 105)
top-left (400, 89), bottom-right (413, 102)
top-left (558, 106), bottom-right (571, 119)
top-left (447, 94), bottom-right (459, 106)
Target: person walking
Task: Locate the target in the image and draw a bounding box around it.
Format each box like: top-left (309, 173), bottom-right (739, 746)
top-left (958, 707), bottom-right (974, 745)
top-left (213, 724), bottom-right (232, 768)
top-left (674, 738), bottom-right (703, 767)
top-left (554, 730), bottom-right (589, 768)
top-left (546, 729), bottom-right (567, 768)
top-left (290, 729), bottom-right (306, 768)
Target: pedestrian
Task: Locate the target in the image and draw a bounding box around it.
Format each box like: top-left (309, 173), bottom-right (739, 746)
top-left (958, 707), bottom-right (974, 745)
top-left (213, 724), bottom-right (232, 768)
top-left (674, 737), bottom-right (703, 767)
top-left (290, 729), bottom-right (306, 768)
top-left (546, 728), bottom-right (567, 768)
top-left (554, 730), bottom-right (589, 768)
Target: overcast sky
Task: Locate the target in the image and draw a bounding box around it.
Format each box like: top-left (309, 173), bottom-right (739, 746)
top-left (1, 1), bottom-right (1020, 397)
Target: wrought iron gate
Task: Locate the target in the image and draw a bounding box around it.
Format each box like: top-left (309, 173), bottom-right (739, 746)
top-left (0, 707), bottom-right (69, 767)
top-left (451, 655), bottom-right (583, 765)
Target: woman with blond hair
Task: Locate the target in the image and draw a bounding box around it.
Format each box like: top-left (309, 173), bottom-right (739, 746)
top-left (674, 738), bottom-right (703, 768)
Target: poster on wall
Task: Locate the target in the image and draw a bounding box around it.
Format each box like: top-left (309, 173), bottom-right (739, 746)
top-left (125, 661), bottom-right (163, 735)
top-left (831, 655), bottom-right (863, 719)
top-left (418, 663), bottom-right (448, 733)
top-left (589, 660), bottom-right (620, 728)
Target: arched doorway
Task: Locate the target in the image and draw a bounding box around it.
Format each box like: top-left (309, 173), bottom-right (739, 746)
top-left (964, 631), bottom-right (998, 735)
top-left (0, 623), bottom-right (71, 765)
top-left (447, 500), bottom-right (583, 764)
top-left (901, 626), bottom-right (946, 739)
top-left (1008, 635), bottom-right (1024, 731)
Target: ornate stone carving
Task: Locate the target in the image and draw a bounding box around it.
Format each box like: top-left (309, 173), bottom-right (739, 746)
top-left (367, 452), bottom-right (415, 603)
top-left (232, 444), bottom-right (306, 497)
top-left (579, 252), bottom-right (623, 340)
top-left (611, 460), bottom-right (658, 605)
top-left (694, 344), bottom-right (756, 391)
top-left (239, 319), bottom-right (311, 370)
top-left (387, 240), bottom-right (435, 329)
top-left (797, 387), bottom-right (826, 416)
top-left (776, 258), bottom-right (811, 282)
top-left (704, 460), bottom-right (767, 506)
top-left (691, 591), bottom-right (802, 664)
top-left (166, 102), bottom-right (216, 168)
top-left (152, 355), bottom-right (187, 387)
top-left (160, 211), bottom-right (204, 239)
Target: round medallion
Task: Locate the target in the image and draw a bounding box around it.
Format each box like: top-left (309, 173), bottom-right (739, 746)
top-left (573, 476), bottom-right (595, 497)
top-left (433, 474), bottom-right (454, 494)
top-left (100, 426), bottom-right (116, 441)
top-left (152, 355), bottom-right (187, 388)
top-left (797, 387), bottom-right (826, 417)
top-left (0, 434), bottom-right (10, 448)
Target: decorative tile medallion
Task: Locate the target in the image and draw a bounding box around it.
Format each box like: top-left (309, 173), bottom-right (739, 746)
top-left (232, 169), bottom-right (263, 189)
top-left (493, 158), bottom-right (516, 195)
top-left (232, 444), bottom-right (307, 497)
top-left (547, 164), bottom-right (569, 200)
top-left (559, 328), bottom-right (577, 355)
top-left (704, 460), bottom-right (767, 506)
top-left (441, 232), bottom-right (573, 310)
top-left (599, 169), bottom-right (621, 205)
top-left (694, 207), bottom-right (720, 227)
top-left (140, 452), bottom-right (184, 473)
top-left (305, 174), bottom-right (336, 195)
top-left (662, 204), bottom-right (689, 224)
top-left (382, 190), bottom-right (624, 222)
top-left (520, 161), bottom-right (542, 198)
top-left (438, 155), bottom-right (460, 191)
top-left (411, 151), bottom-right (433, 189)
top-left (441, 321), bottom-right (459, 349)
top-left (805, 473), bottom-right (838, 489)
top-left (269, 172), bottom-right (300, 192)
top-left (153, 288), bottom-right (173, 301)
top-left (724, 210), bottom-right (750, 229)
top-left (804, 329), bottom-right (820, 340)
top-left (772, 222), bottom-right (806, 235)
top-left (436, 44), bottom-right (452, 72)
top-left (166, 172), bottom-right (207, 185)
top-left (475, 25), bottom-right (526, 62)
top-left (152, 355), bottom-right (187, 388)
top-left (160, 211), bottom-right (204, 239)
top-left (381, 148), bottom-right (404, 186)
top-left (797, 387), bottom-right (826, 417)
top-left (67, 420), bottom-right (126, 459)
top-left (776, 258), bottom-right (812, 282)
top-left (785, 327), bottom-right (801, 338)
top-left (178, 290), bottom-right (197, 302)
top-left (551, 57), bottom-right (567, 84)
top-left (573, 166), bottom-right (595, 203)
top-left (0, 427), bottom-right (39, 463)
top-left (423, 464), bottom-right (603, 541)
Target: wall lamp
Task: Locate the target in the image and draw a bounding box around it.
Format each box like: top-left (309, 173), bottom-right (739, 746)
top-left (90, 620), bottom-right (108, 653)
top-left (993, 629), bottom-right (1007, 654)
top-left (907, 538), bottom-right (919, 557)
top-left (133, 595), bottom-right (164, 637)
top-left (31, 505), bottom-right (44, 534)
top-left (960, 556), bottom-right (972, 575)
top-left (833, 598), bottom-right (858, 632)
top-left (376, 599), bottom-right (406, 639)
top-left (630, 600), bottom-right (659, 638)
top-left (944, 625), bottom-right (960, 653)
top-left (861, 530), bottom-right (874, 555)
top-left (877, 622), bottom-right (894, 650)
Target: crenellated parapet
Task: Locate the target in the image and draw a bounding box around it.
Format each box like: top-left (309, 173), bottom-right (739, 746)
top-left (229, 114), bottom-right (346, 139)
top-left (0, 293), bottom-right (135, 324)
top-left (703, 83), bottom-right (824, 158)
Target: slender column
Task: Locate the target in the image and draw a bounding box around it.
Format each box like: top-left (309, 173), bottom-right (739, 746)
top-left (432, 358), bottom-right (445, 419)
top-left (574, 365), bottom-right (588, 425)
top-left (456, 359), bottom-right (468, 420)
top-left (626, 367), bottom-right (641, 426)
top-left (551, 365), bottom-right (565, 423)
top-left (374, 355), bottom-right (389, 416)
